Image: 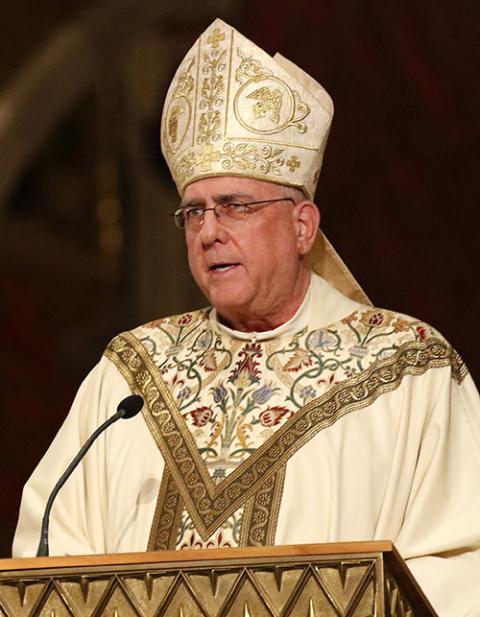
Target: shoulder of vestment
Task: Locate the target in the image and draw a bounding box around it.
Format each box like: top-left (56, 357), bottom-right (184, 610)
top-left (104, 307), bottom-right (210, 357)
top-left (103, 305), bottom-right (468, 386)
top-left (333, 305), bottom-right (468, 385)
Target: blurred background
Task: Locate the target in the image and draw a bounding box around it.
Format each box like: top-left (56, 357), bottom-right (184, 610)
top-left (1, 0), bottom-right (479, 556)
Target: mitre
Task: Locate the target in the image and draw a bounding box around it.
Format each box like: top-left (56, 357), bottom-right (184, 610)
top-left (161, 18), bottom-right (370, 305)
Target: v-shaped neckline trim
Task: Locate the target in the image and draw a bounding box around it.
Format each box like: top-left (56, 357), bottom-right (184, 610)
top-left (105, 327), bottom-right (454, 538)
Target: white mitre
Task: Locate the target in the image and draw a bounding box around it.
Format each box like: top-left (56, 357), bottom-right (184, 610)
top-left (161, 18), bottom-right (370, 305)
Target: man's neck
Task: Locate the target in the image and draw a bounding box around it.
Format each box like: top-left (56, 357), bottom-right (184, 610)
top-left (217, 271), bottom-right (312, 333)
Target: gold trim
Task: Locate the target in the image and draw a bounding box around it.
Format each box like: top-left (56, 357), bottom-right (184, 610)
top-left (147, 469), bottom-right (184, 551)
top-left (222, 135), bottom-right (320, 150)
top-left (175, 141), bottom-right (289, 187)
top-left (148, 466), bottom-right (286, 551)
top-left (451, 348), bottom-right (468, 385)
top-left (192, 37), bottom-right (201, 148)
top-left (240, 498), bottom-right (255, 547)
top-left (105, 333), bottom-right (457, 543)
top-left (196, 27), bottom-right (226, 146)
top-left (224, 28), bottom-right (234, 136)
top-left (241, 466), bottom-right (286, 547)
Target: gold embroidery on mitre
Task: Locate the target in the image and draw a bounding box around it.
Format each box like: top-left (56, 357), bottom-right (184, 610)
top-left (234, 49), bottom-right (310, 135)
top-left (221, 142), bottom-right (285, 175)
top-left (195, 144), bottom-right (221, 171)
top-left (176, 142), bottom-right (286, 185)
top-left (164, 58), bottom-right (195, 154)
top-left (197, 29), bottom-right (227, 146)
top-left (161, 19), bottom-right (333, 198)
top-left (207, 27), bottom-right (225, 49)
top-left (287, 155), bottom-right (301, 172)
top-left (248, 86), bottom-right (283, 124)
top-left (168, 106), bottom-right (184, 144)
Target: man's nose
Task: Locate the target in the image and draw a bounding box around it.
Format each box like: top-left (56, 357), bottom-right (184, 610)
top-left (198, 208), bottom-right (227, 245)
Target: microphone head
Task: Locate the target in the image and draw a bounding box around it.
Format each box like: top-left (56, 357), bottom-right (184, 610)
top-left (117, 394), bottom-right (144, 419)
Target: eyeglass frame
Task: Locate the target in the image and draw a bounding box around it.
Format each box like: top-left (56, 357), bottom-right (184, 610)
top-left (171, 197), bottom-right (296, 230)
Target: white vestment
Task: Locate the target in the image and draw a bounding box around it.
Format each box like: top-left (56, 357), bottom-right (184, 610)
top-left (13, 274), bottom-right (480, 616)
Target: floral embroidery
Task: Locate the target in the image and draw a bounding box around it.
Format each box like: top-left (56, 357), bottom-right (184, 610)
top-left (251, 383), bottom-right (277, 404)
top-left (178, 313), bottom-right (194, 326)
top-left (135, 307), bottom-right (443, 469)
top-left (228, 343), bottom-right (262, 387)
top-left (299, 385), bottom-right (317, 404)
top-left (392, 317), bottom-right (411, 332)
top-left (282, 348), bottom-right (312, 372)
top-left (186, 406), bottom-right (213, 427)
top-left (177, 386), bottom-right (191, 403)
top-left (212, 382), bottom-right (228, 403)
top-left (259, 406), bottom-right (293, 427)
top-left (360, 309), bottom-right (393, 328)
top-left (179, 529), bottom-right (232, 550)
top-left (125, 304), bottom-right (464, 550)
top-left (416, 325), bottom-right (428, 341)
top-left (200, 349), bottom-right (218, 371)
top-left (177, 505), bottom-right (242, 550)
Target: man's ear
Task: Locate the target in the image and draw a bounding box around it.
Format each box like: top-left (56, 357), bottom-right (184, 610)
top-left (295, 200), bottom-right (321, 255)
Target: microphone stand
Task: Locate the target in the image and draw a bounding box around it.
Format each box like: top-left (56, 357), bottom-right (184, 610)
top-left (36, 394), bottom-right (143, 557)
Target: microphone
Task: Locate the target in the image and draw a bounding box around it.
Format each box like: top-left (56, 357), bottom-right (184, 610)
top-left (36, 394), bottom-right (144, 557)
top-left (117, 394), bottom-right (144, 419)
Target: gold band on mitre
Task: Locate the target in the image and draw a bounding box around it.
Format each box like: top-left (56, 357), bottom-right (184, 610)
top-left (161, 18), bottom-right (371, 305)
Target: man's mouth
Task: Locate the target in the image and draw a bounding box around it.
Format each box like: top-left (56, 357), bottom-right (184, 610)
top-left (209, 263), bottom-right (239, 272)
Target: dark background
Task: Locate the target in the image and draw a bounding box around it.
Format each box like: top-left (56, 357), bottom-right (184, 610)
top-left (0, 0), bottom-right (478, 557)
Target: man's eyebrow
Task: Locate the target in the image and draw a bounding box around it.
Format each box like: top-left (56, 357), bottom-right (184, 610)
top-left (179, 197), bottom-right (205, 209)
top-left (179, 193), bottom-right (255, 209)
top-left (214, 192), bottom-right (255, 203)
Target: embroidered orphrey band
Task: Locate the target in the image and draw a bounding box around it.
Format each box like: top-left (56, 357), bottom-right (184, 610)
top-left (106, 332), bottom-right (464, 547)
top-left (147, 469), bottom-right (184, 551)
top-left (240, 465), bottom-right (286, 547)
top-left (147, 465), bottom-right (286, 550)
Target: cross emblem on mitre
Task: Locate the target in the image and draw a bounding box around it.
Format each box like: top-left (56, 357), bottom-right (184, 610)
top-left (287, 156), bottom-right (301, 172)
top-left (207, 28), bottom-right (225, 49)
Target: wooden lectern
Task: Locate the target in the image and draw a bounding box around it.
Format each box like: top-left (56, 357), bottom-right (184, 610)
top-left (0, 541), bottom-right (437, 616)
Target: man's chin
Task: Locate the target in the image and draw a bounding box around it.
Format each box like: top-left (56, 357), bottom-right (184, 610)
top-left (207, 290), bottom-right (252, 324)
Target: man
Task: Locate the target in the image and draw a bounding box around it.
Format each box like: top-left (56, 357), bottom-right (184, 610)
top-left (13, 19), bottom-right (480, 615)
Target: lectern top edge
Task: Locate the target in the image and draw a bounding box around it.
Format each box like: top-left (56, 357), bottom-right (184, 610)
top-left (1, 540), bottom-right (395, 573)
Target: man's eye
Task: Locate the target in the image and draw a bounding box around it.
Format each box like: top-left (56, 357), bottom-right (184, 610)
top-left (223, 202), bottom-right (247, 213)
top-left (185, 207), bottom-right (205, 219)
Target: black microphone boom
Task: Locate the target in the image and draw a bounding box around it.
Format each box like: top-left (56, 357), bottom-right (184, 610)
top-left (36, 394), bottom-right (144, 557)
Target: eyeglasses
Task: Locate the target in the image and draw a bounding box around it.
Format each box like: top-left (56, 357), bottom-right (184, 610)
top-left (172, 197), bottom-right (295, 230)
